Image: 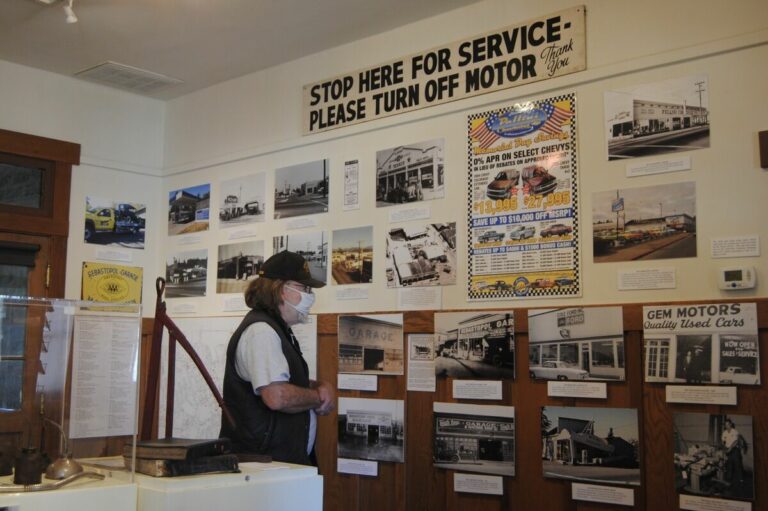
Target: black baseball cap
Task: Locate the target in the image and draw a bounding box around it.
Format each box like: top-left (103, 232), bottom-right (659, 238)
top-left (258, 250), bottom-right (325, 288)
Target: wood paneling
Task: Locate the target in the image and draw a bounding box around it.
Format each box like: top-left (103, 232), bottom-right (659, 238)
top-left (313, 299), bottom-right (767, 511)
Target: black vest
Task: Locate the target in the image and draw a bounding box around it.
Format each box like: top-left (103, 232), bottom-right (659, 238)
top-left (219, 307), bottom-right (312, 465)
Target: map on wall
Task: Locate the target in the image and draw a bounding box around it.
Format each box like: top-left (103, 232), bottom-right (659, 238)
top-left (158, 315), bottom-right (317, 439)
top-left (466, 93), bottom-right (580, 300)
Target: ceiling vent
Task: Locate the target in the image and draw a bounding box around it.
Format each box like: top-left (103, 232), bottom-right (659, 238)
top-left (74, 61), bottom-right (183, 94)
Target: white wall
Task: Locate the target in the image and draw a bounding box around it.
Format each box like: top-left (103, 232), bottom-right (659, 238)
top-left (0, 59), bottom-right (166, 306)
top-left (160, 0), bottom-right (768, 315)
top-left (4, 0), bottom-right (767, 317)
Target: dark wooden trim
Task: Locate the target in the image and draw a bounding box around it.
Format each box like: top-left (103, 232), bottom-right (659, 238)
top-left (0, 128), bottom-right (80, 165)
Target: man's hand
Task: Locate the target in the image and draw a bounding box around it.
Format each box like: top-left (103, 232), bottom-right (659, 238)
top-left (310, 379), bottom-right (335, 415)
top-left (313, 380), bottom-right (335, 416)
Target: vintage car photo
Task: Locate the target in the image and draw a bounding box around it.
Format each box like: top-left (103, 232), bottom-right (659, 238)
top-left (522, 165), bottom-right (557, 196)
top-left (529, 307), bottom-right (626, 381)
top-left (530, 360), bottom-right (588, 380)
top-left (486, 169), bottom-right (519, 200)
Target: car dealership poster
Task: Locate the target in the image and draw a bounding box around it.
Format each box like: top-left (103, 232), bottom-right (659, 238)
top-left (467, 93), bottom-right (579, 300)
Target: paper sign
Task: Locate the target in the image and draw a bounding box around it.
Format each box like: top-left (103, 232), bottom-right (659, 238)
top-left (618, 267), bottom-right (676, 290)
top-left (572, 483), bottom-right (634, 506)
top-left (227, 227), bottom-right (259, 240)
top-left (626, 155), bottom-right (691, 177)
top-left (548, 381), bottom-right (607, 399)
top-left (222, 295), bottom-right (248, 311)
top-left (178, 235), bottom-right (203, 245)
top-left (335, 287), bottom-right (369, 301)
top-left (453, 380), bottom-right (502, 400)
top-left (286, 216), bottom-right (319, 230)
top-left (337, 458), bottom-right (378, 477)
top-left (711, 236), bottom-right (760, 258)
top-left (398, 286), bottom-right (442, 310)
top-left (665, 385), bottom-right (737, 405)
top-left (338, 374), bottom-right (378, 391)
top-left (454, 473), bottom-right (503, 495)
top-left (343, 160), bottom-right (360, 211)
top-left (388, 206), bottom-right (431, 224)
top-left (680, 494), bottom-right (751, 511)
top-left (169, 303), bottom-right (198, 315)
top-left (95, 249), bottom-right (133, 263)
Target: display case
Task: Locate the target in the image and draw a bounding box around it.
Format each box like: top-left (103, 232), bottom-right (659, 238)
top-left (0, 296), bottom-right (141, 496)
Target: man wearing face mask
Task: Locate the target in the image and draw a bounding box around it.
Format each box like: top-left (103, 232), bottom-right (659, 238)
top-left (220, 251), bottom-right (335, 466)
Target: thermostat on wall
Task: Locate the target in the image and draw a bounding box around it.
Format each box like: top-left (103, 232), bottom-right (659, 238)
top-left (718, 266), bottom-right (756, 290)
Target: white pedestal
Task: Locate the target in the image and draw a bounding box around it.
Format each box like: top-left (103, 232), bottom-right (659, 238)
top-left (133, 461), bottom-right (323, 511)
top-left (0, 473), bottom-right (137, 511)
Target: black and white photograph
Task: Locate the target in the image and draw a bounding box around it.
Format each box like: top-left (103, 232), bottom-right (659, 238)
top-left (338, 314), bottom-right (403, 375)
top-left (541, 406), bottom-right (641, 486)
top-left (273, 159), bottom-right (329, 219)
top-left (165, 248), bottom-right (208, 298)
top-left (338, 397), bottom-right (405, 464)
top-left (216, 240), bottom-right (264, 294)
top-left (434, 311), bottom-right (514, 379)
top-left (218, 173), bottom-right (266, 226)
top-left (643, 303), bottom-right (760, 385)
top-left (605, 74), bottom-right (709, 160)
top-left (331, 225), bottom-right (373, 285)
top-left (592, 181), bottom-right (696, 262)
top-left (273, 231), bottom-right (328, 285)
top-left (385, 222), bottom-right (456, 288)
top-left (528, 307), bottom-right (625, 381)
top-left (433, 402), bottom-right (514, 476)
top-left (168, 183), bottom-right (210, 236)
top-left (674, 413), bottom-right (754, 501)
top-left (84, 196), bottom-right (146, 248)
top-left (376, 138), bottom-right (444, 207)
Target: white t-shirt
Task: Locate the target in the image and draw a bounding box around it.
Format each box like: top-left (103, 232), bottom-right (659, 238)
top-left (722, 427), bottom-right (739, 450)
top-left (235, 321), bottom-right (317, 455)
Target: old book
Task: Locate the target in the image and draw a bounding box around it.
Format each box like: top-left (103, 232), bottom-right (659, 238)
top-left (126, 454), bottom-right (240, 477)
top-left (123, 437), bottom-right (231, 461)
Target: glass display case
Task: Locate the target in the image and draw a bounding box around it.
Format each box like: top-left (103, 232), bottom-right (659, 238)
top-left (0, 296), bottom-right (140, 489)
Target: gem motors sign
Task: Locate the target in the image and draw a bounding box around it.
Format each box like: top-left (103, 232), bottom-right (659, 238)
top-left (303, 6), bottom-right (586, 134)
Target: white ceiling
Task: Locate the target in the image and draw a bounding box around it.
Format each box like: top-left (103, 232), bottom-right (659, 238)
top-left (0, 0), bottom-right (482, 100)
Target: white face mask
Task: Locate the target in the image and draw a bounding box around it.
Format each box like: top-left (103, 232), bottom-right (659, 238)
top-left (285, 287), bottom-right (315, 323)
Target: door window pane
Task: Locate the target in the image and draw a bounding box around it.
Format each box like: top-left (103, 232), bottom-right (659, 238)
top-left (1, 264), bottom-right (31, 412)
top-left (0, 264), bottom-right (29, 296)
top-left (0, 360), bottom-right (23, 411)
top-left (0, 163), bottom-right (43, 208)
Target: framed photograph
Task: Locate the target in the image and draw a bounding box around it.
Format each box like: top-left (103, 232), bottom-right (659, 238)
top-left (216, 240), bottom-right (264, 294)
top-left (165, 249), bottom-right (208, 298)
top-left (528, 307), bottom-right (625, 381)
top-left (273, 159), bottom-right (329, 219)
top-left (273, 231), bottom-right (328, 285)
top-left (674, 413), bottom-right (754, 501)
top-left (338, 314), bottom-right (404, 375)
top-left (385, 222), bottom-right (456, 288)
top-left (434, 311), bottom-right (514, 379)
top-left (168, 184), bottom-right (210, 236)
top-left (433, 402), bottom-right (514, 476)
top-left (605, 74), bottom-right (710, 161)
top-left (643, 303), bottom-right (760, 385)
top-left (219, 173), bottom-right (266, 227)
top-left (84, 196), bottom-right (146, 248)
top-left (541, 406), bottom-right (640, 486)
top-left (592, 181), bottom-right (696, 262)
top-left (338, 397), bottom-right (405, 463)
top-left (376, 138), bottom-right (444, 207)
top-left (331, 226), bottom-right (373, 285)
